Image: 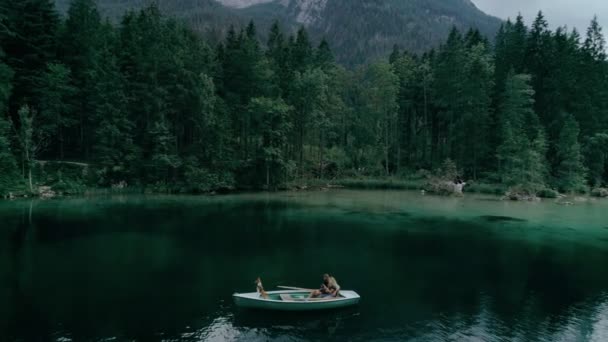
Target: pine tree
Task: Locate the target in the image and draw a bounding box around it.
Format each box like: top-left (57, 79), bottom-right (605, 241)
top-left (524, 128), bottom-right (548, 192)
top-left (92, 45), bottom-right (139, 184)
top-left (454, 43), bottom-right (494, 179)
top-left (2, 0), bottom-right (59, 111)
top-left (59, 0), bottom-right (103, 158)
top-left (389, 44), bottom-right (401, 64)
top-left (464, 28), bottom-right (486, 48)
top-left (577, 16), bottom-right (608, 135)
top-left (149, 115), bottom-right (181, 184)
top-left (392, 52), bottom-right (417, 169)
top-left (0, 48), bottom-right (17, 192)
top-left (525, 12), bottom-right (555, 127)
top-left (497, 73), bottom-right (547, 193)
top-left (433, 27), bottom-right (465, 162)
top-left (360, 62), bottom-right (399, 175)
top-left (555, 114), bottom-right (587, 192)
top-left (248, 97), bottom-right (292, 188)
top-left (583, 16), bottom-right (606, 61)
top-left (0, 114), bottom-right (19, 193)
top-left (289, 68), bottom-right (329, 175)
top-left (0, 49), bottom-right (12, 113)
top-left (585, 133), bottom-right (608, 186)
top-left (37, 63), bottom-right (77, 159)
top-left (0, 54), bottom-right (18, 191)
top-left (267, 21), bottom-right (284, 60)
top-left (494, 15), bottom-right (527, 94)
top-left (315, 38), bottom-right (334, 70)
top-left (291, 26), bottom-right (313, 72)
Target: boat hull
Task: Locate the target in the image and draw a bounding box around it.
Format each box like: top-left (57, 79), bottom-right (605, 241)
top-left (233, 290), bottom-right (360, 311)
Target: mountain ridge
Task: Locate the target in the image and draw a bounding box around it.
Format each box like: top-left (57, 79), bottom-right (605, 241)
top-left (54, 0), bottom-right (503, 65)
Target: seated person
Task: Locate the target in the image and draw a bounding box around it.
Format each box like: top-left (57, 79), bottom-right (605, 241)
top-left (255, 277), bottom-right (269, 299)
top-left (310, 273), bottom-right (340, 298)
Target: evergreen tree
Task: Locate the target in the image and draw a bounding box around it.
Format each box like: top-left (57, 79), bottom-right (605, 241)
top-left (59, 0), bottom-right (103, 158)
top-left (525, 12), bottom-right (555, 127)
top-left (92, 45), bottom-right (139, 184)
top-left (497, 73), bottom-right (547, 192)
top-left (2, 0), bottom-right (59, 111)
top-left (583, 16), bottom-right (606, 61)
top-left (289, 68), bottom-right (329, 175)
top-left (266, 21), bottom-right (288, 93)
top-left (0, 49), bottom-right (12, 113)
top-left (494, 15), bottom-right (527, 94)
top-left (389, 44), bottom-right (401, 64)
top-left (248, 97), bottom-right (292, 188)
top-left (433, 27), bottom-right (465, 162)
top-left (360, 62), bottom-right (399, 175)
top-left (555, 114), bottom-right (587, 192)
top-left (291, 27), bottom-right (313, 72)
top-left (454, 43), bottom-right (494, 178)
top-left (149, 115), bottom-right (181, 184)
top-left (585, 133), bottom-right (608, 186)
top-left (578, 16), bottom-right (608, 135)
top-left (315, 38), bottom-right (334, 70)
top-left (37, 63), bottom-right (77, 159)
top-left (0, 114), bottom-right (18, 193)
top-left (0, 56), bottom-right (18, 192)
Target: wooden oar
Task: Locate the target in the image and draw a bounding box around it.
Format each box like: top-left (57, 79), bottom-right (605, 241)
top-left (278, 286), bottom-right (316, 291)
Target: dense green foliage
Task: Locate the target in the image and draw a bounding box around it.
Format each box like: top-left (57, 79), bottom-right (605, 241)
top-left (1, 1), bottom-right (607, 196)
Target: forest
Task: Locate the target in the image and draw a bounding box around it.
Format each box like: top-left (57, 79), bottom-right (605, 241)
top-left (1, 0), bottom-right (607, 197)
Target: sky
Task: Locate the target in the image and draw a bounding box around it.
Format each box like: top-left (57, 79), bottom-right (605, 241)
top-left (472, 0), bottom-right (608, 33)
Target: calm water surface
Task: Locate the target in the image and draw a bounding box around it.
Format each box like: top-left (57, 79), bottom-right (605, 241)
top-left (1, 190), bottom-right (608, 341)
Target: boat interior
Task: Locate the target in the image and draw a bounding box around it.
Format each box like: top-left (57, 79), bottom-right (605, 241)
top-left (267, 292), bottom-right (344, 302)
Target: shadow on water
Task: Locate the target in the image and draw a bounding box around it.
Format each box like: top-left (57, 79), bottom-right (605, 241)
top-left (478, 215), bottom-right (527, 223)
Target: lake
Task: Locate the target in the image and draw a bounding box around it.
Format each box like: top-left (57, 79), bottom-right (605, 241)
top-left (1, 190), bottom-right (608, 341)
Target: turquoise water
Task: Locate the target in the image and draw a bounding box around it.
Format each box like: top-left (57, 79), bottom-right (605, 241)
top-left (1, 190), bottom-right (608, 341)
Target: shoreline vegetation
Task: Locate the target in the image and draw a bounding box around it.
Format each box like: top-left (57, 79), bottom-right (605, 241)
top-left (1, 1), bottom-right (608, 201)
top-left (2, 158), bottom-right (607, 202)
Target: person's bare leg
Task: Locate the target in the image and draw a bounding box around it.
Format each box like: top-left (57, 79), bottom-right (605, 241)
top-left (309, 290), bottom-right (320, 298)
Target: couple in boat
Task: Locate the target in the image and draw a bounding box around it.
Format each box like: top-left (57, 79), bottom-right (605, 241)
top-left (255, 273), bottom-right (341, 299)
top-left (309, 273), bottom-right (341, 298)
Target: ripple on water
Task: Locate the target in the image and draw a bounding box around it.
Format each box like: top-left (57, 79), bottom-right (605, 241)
top-left (589, 294), bottom-right (608, 342)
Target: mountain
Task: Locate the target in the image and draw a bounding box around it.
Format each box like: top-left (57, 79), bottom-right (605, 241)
top-left (54, 0), bottom-right (503, 65)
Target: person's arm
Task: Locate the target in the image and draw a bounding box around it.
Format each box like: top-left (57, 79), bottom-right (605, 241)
top-left (332, 283), bottom-right (341, 297)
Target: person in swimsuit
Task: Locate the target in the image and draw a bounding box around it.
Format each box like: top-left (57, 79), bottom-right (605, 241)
top-left (309, 274), bottom-right (341, 298)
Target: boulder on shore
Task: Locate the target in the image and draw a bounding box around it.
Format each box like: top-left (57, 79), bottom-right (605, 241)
top-left (38, 186), bottom-right (56, 199)
top-left (427, 180), bottom-right (466, 196)
top-left (591, 188), bottom-right (608, 198)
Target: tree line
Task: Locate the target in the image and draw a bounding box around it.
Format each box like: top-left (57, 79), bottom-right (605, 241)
top-left (0, 0), bottom-right (607, 195)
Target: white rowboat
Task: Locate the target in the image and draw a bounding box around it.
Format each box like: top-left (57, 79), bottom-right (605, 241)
top-left (233, 289), bottom-right (360, 311)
